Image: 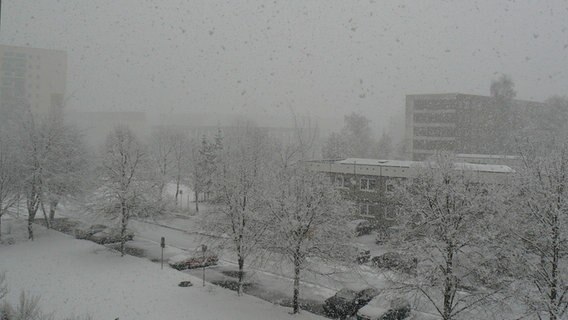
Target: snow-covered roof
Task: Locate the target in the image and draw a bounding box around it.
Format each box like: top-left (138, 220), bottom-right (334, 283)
top-left (335, 158), bottom-right (514, 173)
top-left (455, 153), bottom-right (520, 160)
top-left (337, 158), bottom-right (415, 168)
top-left (453, 162), bottom-right (515, 173)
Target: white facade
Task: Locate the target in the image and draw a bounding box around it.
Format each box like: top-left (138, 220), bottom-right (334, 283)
top-left (0, 44), bottom-right (67, 117)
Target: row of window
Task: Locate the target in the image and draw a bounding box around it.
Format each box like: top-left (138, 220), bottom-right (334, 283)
top-left (333, 175), bottom-right (396, 192)
top-left (414, 126), bottom-right (456, 137)
top-left (358, 202), bottom-right (396, 220)
top-left (414, 112), bottom-right (457, 123)
top-left (414, 99), bottom-right (456, 110)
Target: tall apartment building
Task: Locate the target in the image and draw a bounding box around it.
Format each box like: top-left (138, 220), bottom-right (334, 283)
top-left (0, 44), bottom-right (67, 120)
top-left (405, 93), bottom-right (543, 161)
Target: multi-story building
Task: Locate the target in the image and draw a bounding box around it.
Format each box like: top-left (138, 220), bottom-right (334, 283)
top-left (306, 157), bottom-right (513, 227)
top-left (0, 44), bottom-right (67, 120)
top-left (405, 93), bottom-right (544, 161)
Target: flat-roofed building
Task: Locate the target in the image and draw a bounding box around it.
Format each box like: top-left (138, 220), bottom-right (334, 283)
top-left (306, 157), bottom-right (513, 225)
top-left (0, 44), bottom-right (67, 120)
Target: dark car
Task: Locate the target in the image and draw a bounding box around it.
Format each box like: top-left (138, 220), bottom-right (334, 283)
top-left (371, 252), bottom-right (417, 274)
top-left (323, 287), bottom-right (380, 319)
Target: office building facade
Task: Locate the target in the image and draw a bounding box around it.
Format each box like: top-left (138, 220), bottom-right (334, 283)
top-left (405, 93), bottom-right (543, 161)
top-left (0, 44), bottom-right (67, 120)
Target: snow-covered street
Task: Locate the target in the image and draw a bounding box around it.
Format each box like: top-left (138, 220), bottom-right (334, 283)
top-left (0, 219), bottom-right (326, 320)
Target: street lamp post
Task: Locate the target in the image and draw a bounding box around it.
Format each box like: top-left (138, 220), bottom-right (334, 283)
top-left (201, 244), bottom-right (207, 286)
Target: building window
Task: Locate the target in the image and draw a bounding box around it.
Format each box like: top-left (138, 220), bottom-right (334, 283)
top-left (385, 180), bottom-right (396, 193)
top-left (359, 203), bottom-right (371, 217)
top-left (359, 202), bottom-right (379, 218)
top-left (334, 175), bottom-right (345, 188)
top-left (360, 178), bottom-right (377, 191)
top-left (383, 205), bottom-right (396, 221)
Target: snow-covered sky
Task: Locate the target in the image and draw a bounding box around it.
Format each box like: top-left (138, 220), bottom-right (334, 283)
top-left (1, 0), bottom-right (567, 131)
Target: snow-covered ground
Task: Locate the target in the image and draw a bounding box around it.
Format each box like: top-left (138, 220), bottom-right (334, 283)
top-left (0, 218), bottom-right (326, 320)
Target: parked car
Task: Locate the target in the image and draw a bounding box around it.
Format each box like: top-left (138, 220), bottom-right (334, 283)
top-left (357, 296), bottom-right (411, 320)
top-left (74, 224), bottom-right (134, 244)
top-left (323, 287), bottom-right (380, 319)
top-left (406, 311), bottom-right (441, 320)
top-left (90, 228), bottom-right (135, 245)
top-left (168, 252), bottom-right (219, 270)
top-left (375, 226), bottom-right (404, 244)
top-left (371, 252), bottom-right (417, 274)
top-left (73, 224), bottom-right (108, 240)
top-left (349, 219), bottom-right (374, 237)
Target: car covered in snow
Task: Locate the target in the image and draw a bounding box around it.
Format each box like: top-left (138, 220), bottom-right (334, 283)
top-left (356, 296), bottom-right (411, 320)
top-left (371, 252), bottom-right (417, 274)
top-left (168, 251), bottom-right (219, 270)
top-left (323, 287), bottom-right (380, 319)
top-left (74, 224), bottom-right (134, 244)
top-left (73, 224), bottom-right (108, 240)
top-left (89, 227), bottom-right (135, 245)
top-left (357, 294), bottom-right (443, 320)
top-left (353, 247), bottom-right (371, 264)
top-left (349, 219), bottom-right (374, 237)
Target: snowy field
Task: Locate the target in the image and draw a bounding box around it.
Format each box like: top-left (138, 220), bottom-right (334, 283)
top-left (0, 219), bottom-right (325, 320)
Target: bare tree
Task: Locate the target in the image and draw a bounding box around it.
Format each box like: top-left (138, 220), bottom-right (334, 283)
top-left (100, 126), bottom-right (146, 256)
top-left (19, 112), bottom-right (53, 240)
top-left (149, 128), bottom-right (189, 208)
top-left (0, 131), bottom-right (20, 240)
top-left (203, 122), bottom-right (271, 295)
top-left (17, 108), bottom-right (88, 239)
top-left (0, 272), bottom-right (7, 301)
top-left (490, 74), bottom-right (516, 101)
top-left (266, 166), bottom-right (354, 314)
top-left (42, 124), bottom-right (88, 224)
top-left (391, 153), bottom-right (505, 320)
top-left (322, 112), bottom-right (377, 159)
top-left (171, 131), bottom-right (191, 206)
top-left (507, 138), bottom-right (568, 320)
top-left (376, 131), bottom-right (394, 159)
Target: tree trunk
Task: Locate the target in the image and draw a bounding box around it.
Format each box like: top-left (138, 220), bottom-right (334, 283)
top-left (27, 196), bottom-right (39, 241)
top-left (48, 200), bottom-right (58, 223)
top-left (40, 200), bottom-right (50, 229)
top-left (549, 215), bottom-right (560, 320)
top-left (27, 215), bottom-right (34, 241)
top-left (292, 252), bottom-right (301, 314)
top-left (175, 178), bottom-right (181, 204)
top-left (158, 181), bottom-right (165, 204)
top-left (194, 190), bottom-right (199, 212)
top-left (0, 202), bottom-right (4, 240)
top-left (443, 243), bottom-right (455, 320)
top-left (120, 200), bottom-right (127, 257)
top-left (237, 256), bottom-right (245, 296)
